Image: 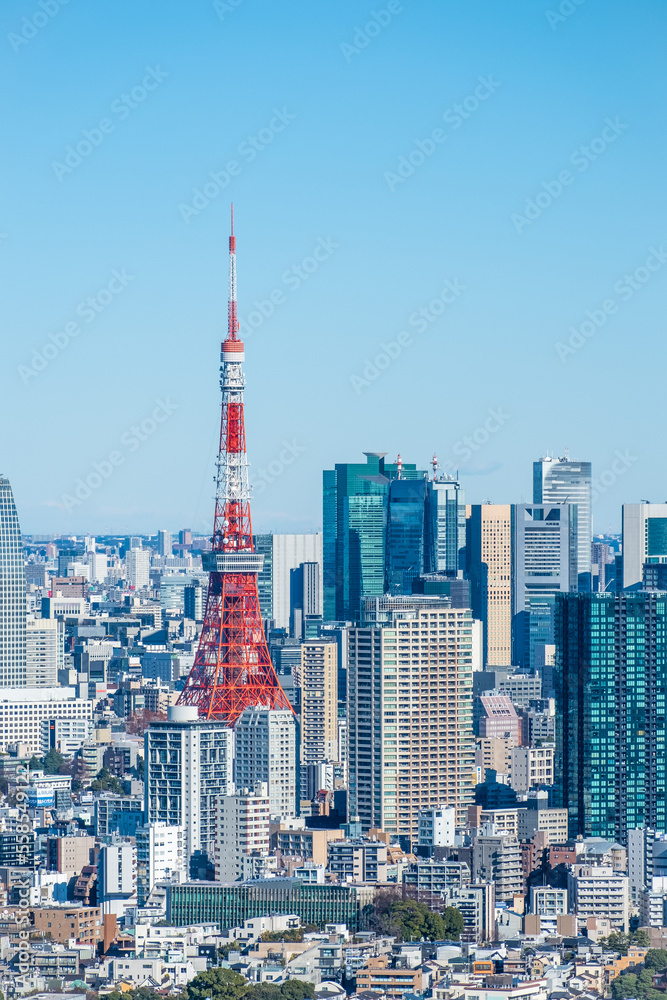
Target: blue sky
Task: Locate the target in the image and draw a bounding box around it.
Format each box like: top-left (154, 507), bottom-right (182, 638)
top-left (1, 0), bottom-right (665, 537)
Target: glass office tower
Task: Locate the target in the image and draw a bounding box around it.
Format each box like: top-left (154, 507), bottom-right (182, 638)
top-left (534, 456), bottom-right (592, 591)
top-left (512, 503), bottom-right (578, 669)
top-left (426, 476), bottom-right (466, 575)
top-left (385, 478), bottom-right (428, 595)
top-left (556, 591), bottom-right (667, 842)
top-left (323, 453), bottom-right (427, 621)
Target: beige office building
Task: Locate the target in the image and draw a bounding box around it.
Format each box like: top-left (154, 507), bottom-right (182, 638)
top-left (477, 737), bottom-right (512, 778)
top-left (467, 505), bottom-right (513, 666)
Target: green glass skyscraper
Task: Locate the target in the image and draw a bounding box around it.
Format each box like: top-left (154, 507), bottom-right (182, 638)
top-left (323, 453), bottom-right (427, 621)
top-left (556, 591), bottom-right (667, 842)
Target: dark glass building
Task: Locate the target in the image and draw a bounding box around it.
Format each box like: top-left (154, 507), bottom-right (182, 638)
top-left (385, 478), bottom-right (428, 595)
top-left (556, 591), bottom-right (667, 842)
top-left (323, 453), bottom-right (426, 621)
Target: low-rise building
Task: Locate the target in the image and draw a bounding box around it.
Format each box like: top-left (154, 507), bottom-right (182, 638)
top-left (31, 904), bottom-right (102, 946)
top-left (327, 838), bottom-right (388, 883)
top-left (463, 979), bottom-right (548, 1000)
top-left (271, 822), bottom-right (344, 864)
top-left (518, 804), bottom-right (568, 844)
top-left (403, 860), bottom-right (471, 897)
top-left (567, 865), bottom-right (629, 932)
top-left (355, 954), bottom-right (431, 997)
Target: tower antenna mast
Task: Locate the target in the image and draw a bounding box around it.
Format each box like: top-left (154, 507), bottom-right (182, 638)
top-left (178, 208), bottom-right (292, 724)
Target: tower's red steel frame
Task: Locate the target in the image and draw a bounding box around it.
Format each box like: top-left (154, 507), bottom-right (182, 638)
top-left (177, 208), bottom-right (293, 724)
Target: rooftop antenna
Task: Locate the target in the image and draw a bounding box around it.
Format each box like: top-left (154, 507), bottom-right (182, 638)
top-left (432, 453), bottom-right (438, 481)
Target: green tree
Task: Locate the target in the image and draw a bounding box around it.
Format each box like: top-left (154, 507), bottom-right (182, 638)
top-left (635, 930), bottom-right (651, 947)
top-left (184, 968), bottom-right (250, 1000)
top-left (277, 982), bottom-right (315, 1000)
top-left (28, 756), bottom-right (42, 770)
top-left (644, 949), bottom-right (667, 971)
top-left (423, 910), bottom-right (447, 940)
top-left (246, 988), bottom-right (281, 1000)
top-left (376, 899), bottom-right (463, 942)
top-left (42, 749), bottom-right (65, 775)
top-left (442, 905), bottom-right (465, 940)
top-left (604, 932), bottom-right (631, 955)
top-left (611, 973), bottom-right (638, 1000)
top-left (89, 767), bottom-right (125, 795)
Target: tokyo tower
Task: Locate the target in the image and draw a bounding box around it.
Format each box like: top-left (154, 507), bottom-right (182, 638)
top-left (177, 209), bottom-right (293, 725)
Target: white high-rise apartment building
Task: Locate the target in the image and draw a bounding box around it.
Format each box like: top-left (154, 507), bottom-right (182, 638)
top-left (145, 706), bottom-right (234, 861)
top-left (127, 547), bottom-right (151, 589)
top-left (272, 534), bottom-right (323, 629)
top-left (347, 602), bottom-right (475, 837)
top-left (622, 503), bottom-right (667, 590)
top-left (0, 477), bottom-right (26, 688)
top-left (534, 456), bottom-right (592, 588)
top-left (234, 707), bottom-right (297, 818)
top-left (26, 617), bottom-right (62, 687)
top-left (213, 782), bottom-right (270, 881)
top-left (136, 822), bottom-right (186, 905)
top-left (98, 840), bottom-right (137, 915)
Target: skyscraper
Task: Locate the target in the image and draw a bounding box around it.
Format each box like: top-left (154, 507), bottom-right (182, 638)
top-left (347, 599), bottom-right (475, 836)
top-left (0, 477), bottom-right (26, 688)
top-left (296, 639), bottom-right (338, 796)
top-left (323, 453), bottom-right (427, 621)
top-left (622, 503), bottom-right (667, 590)
top-left (126, 547), bottom-right (150, 589)
top-left (467, 504), bottom-right (513, 666)
top-left (512, 502), bottom-right (578, 668)
top-left (251, 534), bottom-right (322, 630)
top-left (556, 591), bottom-right (667, 841)
top-left (385, 478), bottom-right (428, 595)
top-left (144, 706), bottom-right (234, 863)
top-left (426, 475), bottom-right (466, 576)
top-left (234, 707), bottom-right (297, 818)
top-left (534, 456), bottom-right (592, 590)
top-left (289, 561), bottom-right (321, 638)
top-left (253, 533), bottom-right (274, 620)
top-left (157, 530), bottom-right (172, 557)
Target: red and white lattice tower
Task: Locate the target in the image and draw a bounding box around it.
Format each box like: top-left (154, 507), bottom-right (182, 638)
top-left (177, 208), bottom-right (293, 724)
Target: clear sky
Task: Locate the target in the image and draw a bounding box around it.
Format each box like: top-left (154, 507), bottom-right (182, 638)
top-left (2, 0), bottom-right (665, 538)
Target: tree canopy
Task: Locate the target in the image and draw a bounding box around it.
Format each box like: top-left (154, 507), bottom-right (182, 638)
top-left (374, 898), bottom-right (463, 942)
top-left (645, 949), bottom-right (667, 971)
top-left (603, 930), bottom-right (651, 955)
top-left (611, 968), bottom-right (664, 1000)
top-left (182, 970), bottom-right (314, 1000)
top-left (89, 767), bottom-right (125, 794)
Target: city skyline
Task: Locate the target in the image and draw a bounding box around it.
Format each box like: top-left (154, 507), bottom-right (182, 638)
top-left (2, 1), bottom-right (664, 535)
